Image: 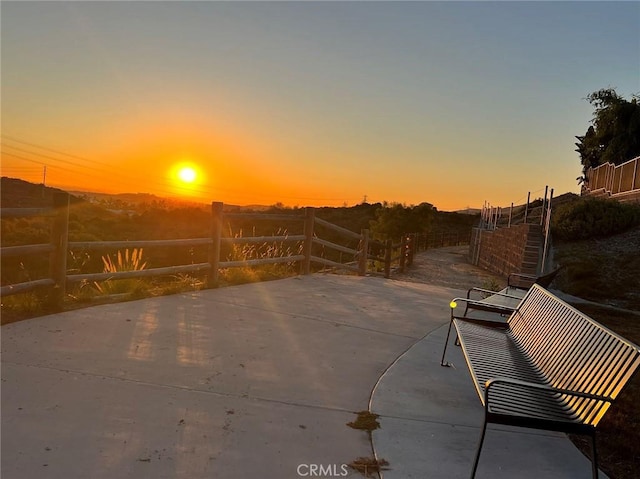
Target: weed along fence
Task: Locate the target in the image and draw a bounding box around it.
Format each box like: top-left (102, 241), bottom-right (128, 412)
top-left (0, 193), bottom-right (69, 304)
top-left (1, 196), bottom-right (415, 309)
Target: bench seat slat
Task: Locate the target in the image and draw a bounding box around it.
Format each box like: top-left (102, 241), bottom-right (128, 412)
top-left (454, 320), bottom-right (607, 426)
top-left (455, 321), bottom-right (547, 403)
top-left (486, 387), bottom-right (585, 422)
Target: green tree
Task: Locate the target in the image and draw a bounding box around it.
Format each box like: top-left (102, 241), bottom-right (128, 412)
top-left (370, 202), bottom-right (436, 239)
top-left (575, 88), bottom-right (640, 174)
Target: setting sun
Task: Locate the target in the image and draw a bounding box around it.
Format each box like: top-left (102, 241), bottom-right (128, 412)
top-left (167, 162), bottom-right (207, 199)
top-left (178, 166), bottom-right (197, 183)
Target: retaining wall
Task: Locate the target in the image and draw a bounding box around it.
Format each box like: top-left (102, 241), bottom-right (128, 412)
top-left (469, 223), bottom-right (542, 277)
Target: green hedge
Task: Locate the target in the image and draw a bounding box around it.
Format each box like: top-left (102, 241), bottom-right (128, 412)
top-left (551, 197), bottom-right (640, 241)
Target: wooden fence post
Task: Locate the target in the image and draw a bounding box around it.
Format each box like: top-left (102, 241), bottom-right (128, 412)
top-left (208, 202), bottom-right (223, 287)
top-left (399, 236), bottom-right (407, 273)
top-left (358, 229), bottom-right (369, 276)
top-left (407, 234), bottom-right (415, 266)
top-left (384, 239), bottom-right (392, 279)
top-left (49, 192), bottom-right (69, 310)
top-left (300, 207), bottom-right (315, 275)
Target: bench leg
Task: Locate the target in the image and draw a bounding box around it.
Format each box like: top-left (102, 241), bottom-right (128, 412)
top-left (441, 318), bottom-right (455, 367)
top-left (470, 416), bottom-right (488, 479)
top-left (590, 432), bottom-right (599, 479)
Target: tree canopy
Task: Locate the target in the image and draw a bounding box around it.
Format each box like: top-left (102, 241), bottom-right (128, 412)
top-left (575, 88), bottom-right (640, 173)
top-left (369, 202), bottom-right (436, 239)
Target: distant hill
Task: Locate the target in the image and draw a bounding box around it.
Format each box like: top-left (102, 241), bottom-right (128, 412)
top-left (0, 177), bottom-right (83, 208)
top-left (0, 178), bottom-right (244, 212)
top-left (69, 190), bottom-right (164, 205)
top-left (454, 207), bottom-right (482, 215)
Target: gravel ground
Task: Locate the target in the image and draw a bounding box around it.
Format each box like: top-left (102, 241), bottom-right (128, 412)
top-left (393, 245), bottom-right (505, 291)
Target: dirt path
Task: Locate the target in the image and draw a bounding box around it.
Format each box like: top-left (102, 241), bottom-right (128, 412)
top-left (393, 245), bottom-right (505, 291)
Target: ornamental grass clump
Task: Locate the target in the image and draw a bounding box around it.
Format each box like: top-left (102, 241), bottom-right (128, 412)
top-left (93, 248), bottom-right (149, 296)
top-left (221, 227), bottom-right (302, 285)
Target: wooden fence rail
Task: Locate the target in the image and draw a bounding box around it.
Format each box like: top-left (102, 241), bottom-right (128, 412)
top-left (1, 197), bottom-right (422, 309)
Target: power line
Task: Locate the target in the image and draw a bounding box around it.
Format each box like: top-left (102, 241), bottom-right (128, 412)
top-left (2, 135), bottom-right (117, 167)
top-left (1, 167), bottom-right (43, 172)
top-left (2, 135), bottom-right (361, 205)
top-left (1, 141), bottom-right (206, 197)
top-left (2, 144), bottom-right (121, 175)
top-left (2, 152), bottom-right (108, 178)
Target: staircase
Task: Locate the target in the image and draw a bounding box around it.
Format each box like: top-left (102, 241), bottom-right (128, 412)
top-left (521, 224), bottom-right (542, 276)
top-left (472, 223), bottom-right (545, 277)
top-left (480, 194), bottom-right (579, 277)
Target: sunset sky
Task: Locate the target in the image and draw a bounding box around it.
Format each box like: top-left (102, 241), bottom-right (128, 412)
top-left (2, 1), bottom-right (639, 210)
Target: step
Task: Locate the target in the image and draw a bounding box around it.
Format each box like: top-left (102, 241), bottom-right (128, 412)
top-left (522, 261), bottom-right (539, 271)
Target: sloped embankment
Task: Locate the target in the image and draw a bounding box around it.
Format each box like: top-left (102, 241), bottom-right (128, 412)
top-left (552, 225), bottom-right (640, 311)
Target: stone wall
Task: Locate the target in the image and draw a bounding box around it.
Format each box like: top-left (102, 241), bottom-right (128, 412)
top-left (469, 223), bottom-right (542, 277)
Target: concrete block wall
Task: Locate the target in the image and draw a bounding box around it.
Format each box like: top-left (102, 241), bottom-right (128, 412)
top-left (469, 223), bottom-right (542, 277)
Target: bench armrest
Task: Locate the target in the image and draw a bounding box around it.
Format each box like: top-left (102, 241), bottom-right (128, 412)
top-left (508, 273), bottom-right (537, 288)
top-left (466, 287), bottom-right (524, 300)
top-left (508, 273), bottom-right (537, 280)
top-left (485, 377), bottom-right (613, 404)
top-left (450, 297), bottom-right (516, 316)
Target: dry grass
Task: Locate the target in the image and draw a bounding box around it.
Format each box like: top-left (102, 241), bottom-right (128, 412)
top-left (1, 273), bottom-right (207, 325)
top-left (553, 226), bottom-right (640, 310)
top-left (1, 291), bottom-right (50, 324)
top-left (93, 248), bottom-right (148, 296)
top-left (219, 227), bottom-right (302, 286)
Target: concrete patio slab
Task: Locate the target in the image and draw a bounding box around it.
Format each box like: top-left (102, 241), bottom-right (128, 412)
top-left (2, 271), bottom-right (606, 478)
top-left (2, 274), bottom-right (455, 479)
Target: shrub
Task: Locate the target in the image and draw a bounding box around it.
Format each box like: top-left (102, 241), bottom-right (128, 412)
top-left (551, 197), bottom-right (640, 241)
top-left (1, 292), bottom-right (45, 318)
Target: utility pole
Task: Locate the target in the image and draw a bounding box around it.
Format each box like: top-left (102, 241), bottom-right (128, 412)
top-left (41, 165), bottom-right (47, 199)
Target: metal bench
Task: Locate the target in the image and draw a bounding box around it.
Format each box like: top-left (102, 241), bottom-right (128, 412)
top-left (460, 286), bottom-right (525, 319)
top-left (441, 284), bottom-right (640, 479)
top-left (460, 267), bottom-right (562, 320)
top-left (507, 266), bottom-right (561, 290)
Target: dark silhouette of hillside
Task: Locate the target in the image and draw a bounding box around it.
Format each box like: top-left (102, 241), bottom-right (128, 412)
top-left (1, 177), bottom-right (83, 208)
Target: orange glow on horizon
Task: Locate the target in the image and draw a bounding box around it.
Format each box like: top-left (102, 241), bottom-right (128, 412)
top-left (0, 118), bottom-right (493, 210)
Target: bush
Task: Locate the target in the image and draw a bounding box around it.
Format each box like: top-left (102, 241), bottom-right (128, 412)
top-left (551, 197), bottom-right (640, 241)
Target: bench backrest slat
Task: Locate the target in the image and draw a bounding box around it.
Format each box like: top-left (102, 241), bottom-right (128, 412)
top-left (507, 284), bottom-right (640, 426)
